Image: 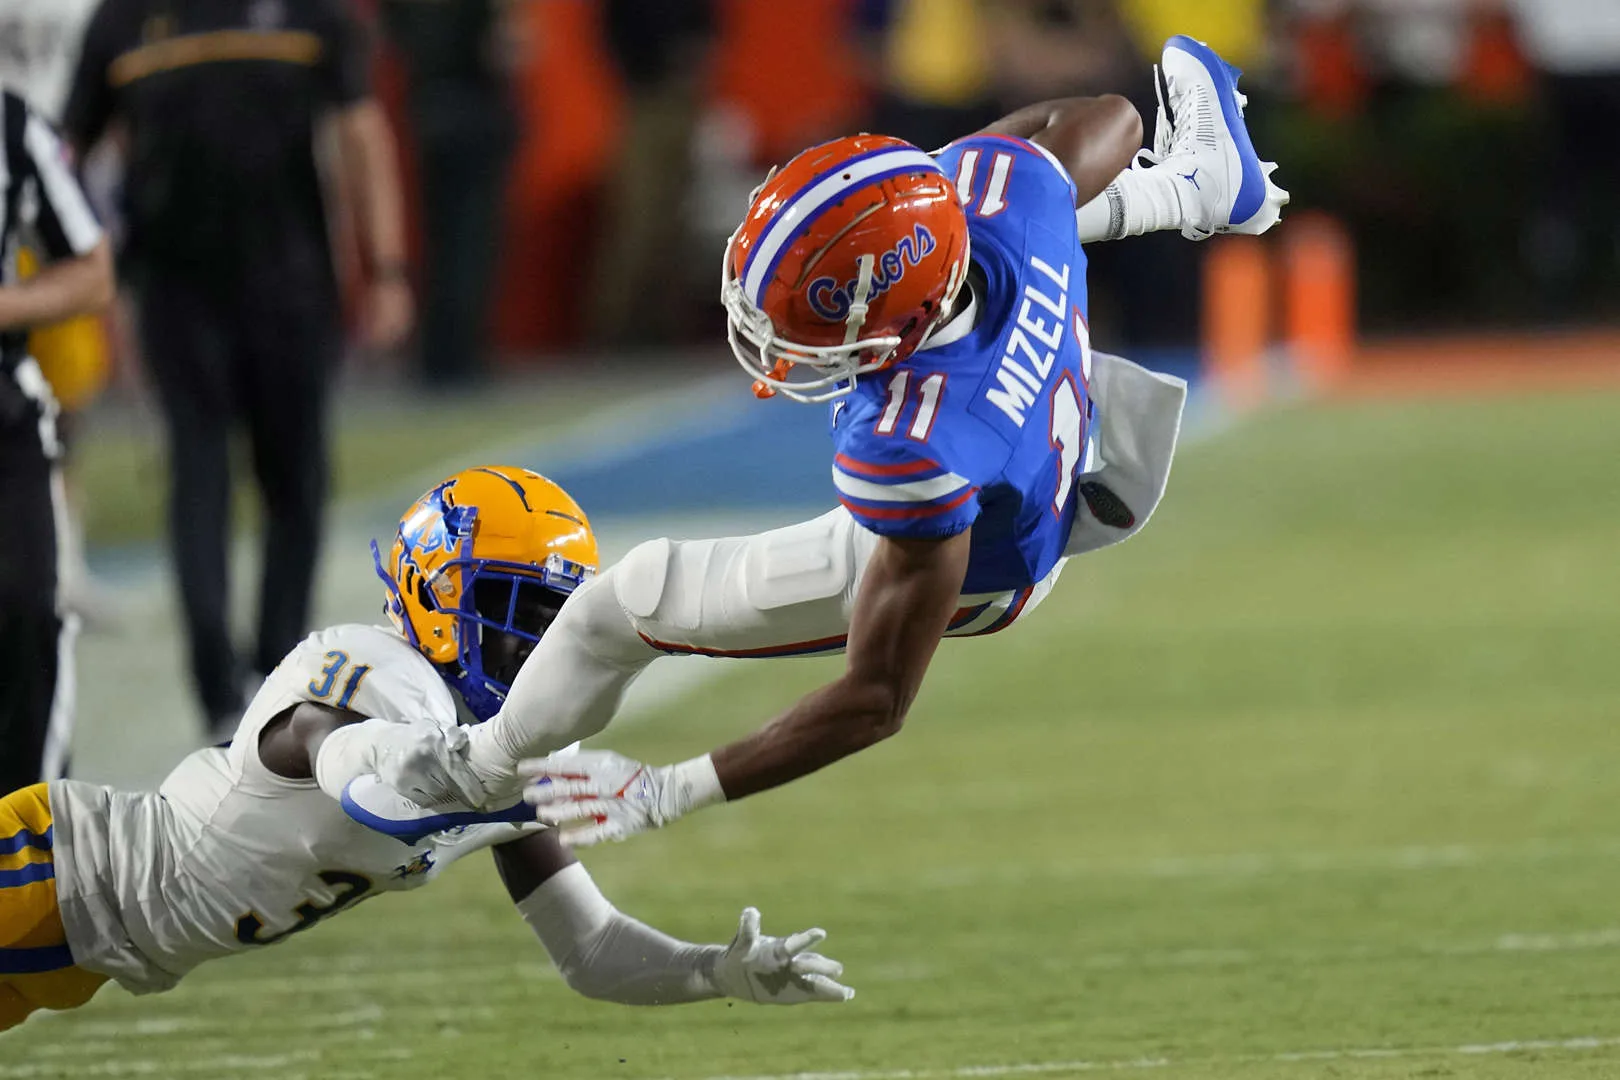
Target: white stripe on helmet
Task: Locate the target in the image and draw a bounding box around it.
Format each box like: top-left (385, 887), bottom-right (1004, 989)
top-left (743, 148), bottom-right (943, 307)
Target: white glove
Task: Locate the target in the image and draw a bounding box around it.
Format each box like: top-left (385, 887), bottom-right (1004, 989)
top-left (520, 748), bottom-right (724, 847)
top-left (317, 719), bottom-right (487, 808)
top-left (713, 907), bottom-right (855, 1005)
top-left (378, 724), bottom-right (488, 806)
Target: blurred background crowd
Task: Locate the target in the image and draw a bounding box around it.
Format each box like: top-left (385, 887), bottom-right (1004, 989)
top-left (384, 0), bottom-right (1619, 366)
top-left (11, 0), bottom-right (1615, 378)
top-left (0, 0), bottom-right (1616, 746)
top-left (373, 0), bottom-right (1620, 361)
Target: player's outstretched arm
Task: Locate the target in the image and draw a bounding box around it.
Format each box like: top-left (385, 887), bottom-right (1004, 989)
top-left (523, 530), bottom-right (971, 845)
top-left (258, 701), bottom-right (484, 807)
top-left (493, 830), bottom-right (853, 1006)
top-left (711, 530), bottom-right (971, 797)
top-left (974, 95), bottom-right (1143, 209)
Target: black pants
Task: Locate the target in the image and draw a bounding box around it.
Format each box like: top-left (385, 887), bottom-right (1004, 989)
top-left (1536, 73), bottom-right (1620, 314)
top-left (137, 271), bottom-right (337, 728)
top-left (410, 83), bottom-right (515, 386)
top-left (0, 364), bottom-right (68, 793)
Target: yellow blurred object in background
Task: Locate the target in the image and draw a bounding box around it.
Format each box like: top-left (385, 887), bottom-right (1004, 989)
top-left (15, 245), bottom-right (111, 413)
top-left (886, 0), bottom-right (992, 106)
top-left (1116, 0), bottom-right (1265, 68)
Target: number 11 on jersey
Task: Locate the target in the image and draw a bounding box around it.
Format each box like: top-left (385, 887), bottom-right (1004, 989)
top-left (1049, 373), bottom-right (1085, 518)
top-left (875, 369), bottom-right (946, 441)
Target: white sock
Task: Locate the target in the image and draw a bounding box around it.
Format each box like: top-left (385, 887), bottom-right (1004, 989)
top-left (1075, 161), bottom-right (1186, 243)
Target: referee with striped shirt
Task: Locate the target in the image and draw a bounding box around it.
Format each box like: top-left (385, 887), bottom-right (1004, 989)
top-left (0, 88), bottom-right (112, 795)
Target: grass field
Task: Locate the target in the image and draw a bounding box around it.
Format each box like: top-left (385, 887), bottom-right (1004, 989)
top-left (16, 387), bottom-right (1620, 1079)
top-left (73, 373), bottom-right (630, 548)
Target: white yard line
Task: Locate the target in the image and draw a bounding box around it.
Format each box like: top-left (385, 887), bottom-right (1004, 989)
top-left (684, 1035), bottom-right (1620, 1080)
top-left (0, 1050), bottom-right (320, 1078)
top-left (1058, 924), bottom-right (1620, 974)
top-left (21, 920), bottom-right (1620, 1057)
top-left (13, 1036), bottom-right (1618, 1080)
top-left (912, 836), bottom-right (1620, 887)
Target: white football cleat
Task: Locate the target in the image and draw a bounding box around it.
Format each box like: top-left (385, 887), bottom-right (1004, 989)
top-left (1150, 35), bottom-right (1289, 240)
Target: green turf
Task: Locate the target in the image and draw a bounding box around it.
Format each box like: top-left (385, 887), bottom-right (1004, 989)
top-left (17, 388), bottom-right (1620, 1079)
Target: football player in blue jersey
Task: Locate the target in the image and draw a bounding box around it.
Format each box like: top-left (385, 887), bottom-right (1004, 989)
top-left (342, 38), bottom-right (1289, 845)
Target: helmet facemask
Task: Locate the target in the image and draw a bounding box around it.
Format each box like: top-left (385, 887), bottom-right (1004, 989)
top-left (433, 551), bottom-right (592, 722)
top-left (467, 570), bottom-right (570, 691)
top-left (373, 507), bottom-right (595, 722)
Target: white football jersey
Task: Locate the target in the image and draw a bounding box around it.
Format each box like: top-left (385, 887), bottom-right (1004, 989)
top-left (49, 625), bottom-right (535, 995)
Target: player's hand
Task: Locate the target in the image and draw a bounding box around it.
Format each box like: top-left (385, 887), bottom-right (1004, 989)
top-left (520, 749), bottom-right (684, 847)
top-left (712, 907), bottom-right (855, 1005)
top-left (370, 722), bottom-right (486, 808)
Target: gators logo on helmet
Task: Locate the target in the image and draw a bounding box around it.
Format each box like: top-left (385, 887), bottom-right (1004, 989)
top-left (373, 466), bottom-right (599, 721)
top-left (722, 133), bottom-right (971, 403)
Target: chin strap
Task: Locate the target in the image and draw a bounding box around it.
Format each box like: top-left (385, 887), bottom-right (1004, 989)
top-left (748, 252), bottom-right (877, 401)
top-left (842, 254), bottom-right (877, 345)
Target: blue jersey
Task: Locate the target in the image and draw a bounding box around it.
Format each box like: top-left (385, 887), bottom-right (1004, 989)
top-left (830, 135), bottom-right (1098, 595)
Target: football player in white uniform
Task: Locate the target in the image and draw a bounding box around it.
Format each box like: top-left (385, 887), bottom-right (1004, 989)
top-left (0, 466), bottom-right (852, 1033)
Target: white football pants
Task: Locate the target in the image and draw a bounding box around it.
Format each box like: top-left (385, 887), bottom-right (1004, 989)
top-left (468, 351), bottom-right (1186, 789)
top-left (469, 507), bottom-right (1062, 779)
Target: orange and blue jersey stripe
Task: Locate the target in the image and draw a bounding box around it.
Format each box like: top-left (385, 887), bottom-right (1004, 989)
top-left (963, 585), bottom-right (1035, 636)
top-left (831, 453), bottom-right (979, 528)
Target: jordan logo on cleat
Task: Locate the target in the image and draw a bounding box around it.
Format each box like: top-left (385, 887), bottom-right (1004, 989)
top-left (1180, 168), bottom-right (1201, 190)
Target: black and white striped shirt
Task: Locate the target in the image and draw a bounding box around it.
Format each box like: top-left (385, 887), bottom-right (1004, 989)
top-left (0, 86), bottom-right (102, 375)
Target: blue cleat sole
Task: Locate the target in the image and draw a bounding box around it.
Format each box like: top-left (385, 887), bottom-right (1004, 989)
top-left (1164, 35), bottom-right (1267, 228)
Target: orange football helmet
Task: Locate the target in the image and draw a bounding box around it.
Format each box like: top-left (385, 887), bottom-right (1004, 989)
top-left (373, 466), bottom-right (599, 721)
top-left (722, 134), bottom-right (971, 403)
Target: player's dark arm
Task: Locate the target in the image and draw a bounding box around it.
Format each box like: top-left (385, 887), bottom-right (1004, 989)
top-left (258, 700), bottom-right (483, 805)
top-left (257, 702), bottom-right (366, 779)
top-left (976, 96), bottom-right (1143, 208)
top-left (492, 828), bottom-right (579, 901)
top-left (710, 529), bottom-right (972, 800)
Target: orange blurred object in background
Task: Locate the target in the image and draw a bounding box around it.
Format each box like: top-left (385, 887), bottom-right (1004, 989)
top-left (375, 0), bottom-right (869, 354)
top-left (1283, 212), bottom-right (1356, 390)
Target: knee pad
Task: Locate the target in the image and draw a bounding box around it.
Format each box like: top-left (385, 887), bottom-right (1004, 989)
top-left (610, 510), bottom-right (868, 650)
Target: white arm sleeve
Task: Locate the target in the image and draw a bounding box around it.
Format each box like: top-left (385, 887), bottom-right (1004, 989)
top-left (467, 509), bottom-right (874, 792)
top-left (312, 718), bottom-right (387, 801)
top-left (518, 863), bottom-right (722, 1006)
top-left (466, 570), bottom-right (660, 791)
